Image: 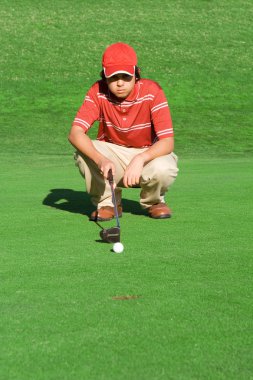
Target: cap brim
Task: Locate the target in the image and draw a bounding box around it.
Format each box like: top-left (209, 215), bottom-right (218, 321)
top-left (104, 65), bottom-right (135, 78)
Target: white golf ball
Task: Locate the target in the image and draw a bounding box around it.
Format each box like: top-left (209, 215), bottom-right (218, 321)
top-left (113, 242), bottom-right (124, 253)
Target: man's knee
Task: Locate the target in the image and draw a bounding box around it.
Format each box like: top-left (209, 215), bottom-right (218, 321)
top-left (142, 154), bottom-right (178, 183)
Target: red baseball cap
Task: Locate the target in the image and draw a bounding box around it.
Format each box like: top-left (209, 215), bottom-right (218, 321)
top-left (102, 42), bottom-right (138, 78)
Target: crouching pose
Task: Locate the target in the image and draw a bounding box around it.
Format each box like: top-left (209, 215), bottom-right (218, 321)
top-left (68, 42), bottom-right (178, 221)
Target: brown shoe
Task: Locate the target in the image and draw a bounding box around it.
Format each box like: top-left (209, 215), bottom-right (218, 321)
top-left (90, 205), bottom-right (123, 222)
top-left (148, 203), bottom-right (172, 219)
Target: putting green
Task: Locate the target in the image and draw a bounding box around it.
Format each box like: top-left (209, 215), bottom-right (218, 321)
top-left (1, 154), bottom-right (252, 379)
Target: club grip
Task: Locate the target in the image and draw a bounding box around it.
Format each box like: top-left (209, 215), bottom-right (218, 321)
top-left (108, 169), bottom-right (114, 184)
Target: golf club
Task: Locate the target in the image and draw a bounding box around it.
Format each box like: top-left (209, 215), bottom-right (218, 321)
top-left (99, 169), bottom-right (120, 243)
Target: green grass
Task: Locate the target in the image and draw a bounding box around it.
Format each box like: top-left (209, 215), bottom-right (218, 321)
top-left (1, 0), bottom-right (253, 379)
top-left (1, 155), bottom-right (253, 379)
top-left (0, 0), bottom-right (252, 156)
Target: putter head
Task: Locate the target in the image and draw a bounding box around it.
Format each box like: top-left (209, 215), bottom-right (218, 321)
top-left (100, 227), bottom-right (120, 243)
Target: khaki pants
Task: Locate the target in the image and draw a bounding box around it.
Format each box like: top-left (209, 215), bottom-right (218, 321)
top-left (74, 140), bottom-right (178, 209)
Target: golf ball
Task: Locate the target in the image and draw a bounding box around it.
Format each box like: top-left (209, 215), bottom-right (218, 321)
top-left (113, 242), bottom-right (124, 253)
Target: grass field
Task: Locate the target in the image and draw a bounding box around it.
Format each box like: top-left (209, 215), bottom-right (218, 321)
top-left (1, 1), bottom-right (253, 379)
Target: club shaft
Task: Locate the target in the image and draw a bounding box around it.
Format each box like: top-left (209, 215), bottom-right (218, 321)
top-left (110, 183), bottom-right (120, 228)
top-left (108, 169), bottom-right (120, 228)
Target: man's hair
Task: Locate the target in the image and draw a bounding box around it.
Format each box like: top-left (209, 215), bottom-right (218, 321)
top-left (100, 66), bottom-right (141, 81)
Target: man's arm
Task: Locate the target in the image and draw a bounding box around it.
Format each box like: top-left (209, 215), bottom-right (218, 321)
top-left (68, 125), bottom-right (115, 178)
top-left (139, 137), bottom-right (174, 162)
top-left (123, 137), bottom-right (174, 187)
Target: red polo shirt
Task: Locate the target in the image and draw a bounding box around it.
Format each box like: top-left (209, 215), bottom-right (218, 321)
top-left (73, 78), bottom-right (174, 148)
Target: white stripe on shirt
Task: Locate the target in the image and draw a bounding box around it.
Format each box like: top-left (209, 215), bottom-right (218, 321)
top-left (85, 96), bottom-right (95, 104)
top-left (151, 102), bottom-right (168, 113)
top-left (156, 128), bottom-right (173, 136)
top-left (105, 122), bottom-right (151, 133)
top-left (74, 118), bottom-right (90, 130)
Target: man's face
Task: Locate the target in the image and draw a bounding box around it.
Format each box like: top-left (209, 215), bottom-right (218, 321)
top-left (106, 74), bottom-right (135, 99)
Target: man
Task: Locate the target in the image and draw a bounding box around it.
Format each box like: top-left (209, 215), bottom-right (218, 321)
top-left (68, 42), bottom-right (178, 221)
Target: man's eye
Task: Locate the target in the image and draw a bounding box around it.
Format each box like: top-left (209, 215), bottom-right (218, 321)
top-left (123, 75), bottom-right (132, 81)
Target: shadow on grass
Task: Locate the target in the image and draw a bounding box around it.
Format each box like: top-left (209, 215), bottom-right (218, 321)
top-left (42, 188), bottom-right (144, 217)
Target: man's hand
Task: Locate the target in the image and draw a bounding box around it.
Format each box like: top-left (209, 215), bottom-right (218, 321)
top-left (123, 154), bottom-right (145, 187)
top-left (97, 157), bottom-right (115, 180)
top-left (122, 138), bottom-right (174, 187)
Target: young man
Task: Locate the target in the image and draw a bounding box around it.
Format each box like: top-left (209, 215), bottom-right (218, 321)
top-left (68, 42), bottom-right (178, 221)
